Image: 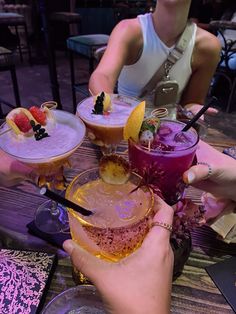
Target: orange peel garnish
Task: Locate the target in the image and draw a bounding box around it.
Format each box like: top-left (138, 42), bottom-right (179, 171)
top-left (99, 154), bottom-right (130, 185)
top-left (123, 100), bottom-right (146, 142)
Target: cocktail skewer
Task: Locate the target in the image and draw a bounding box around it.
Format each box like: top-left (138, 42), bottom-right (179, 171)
top-left (0, 101), bottom-right (58, 137)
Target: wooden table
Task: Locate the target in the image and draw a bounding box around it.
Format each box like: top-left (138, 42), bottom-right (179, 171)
top-left (1, 112), bottom-right (236, 313)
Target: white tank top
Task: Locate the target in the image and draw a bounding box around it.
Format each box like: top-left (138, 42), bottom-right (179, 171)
top-left (118, 13), bottom-right (197, 103)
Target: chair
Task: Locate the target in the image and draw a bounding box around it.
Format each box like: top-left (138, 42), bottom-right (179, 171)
top-left (0, 12), bottom-right (32, 63)
top-left (0, 47), bottom-right (21, 118)
top-left (209, 20), bottom-right (236, 113)
top-left (67, 34), bottom-right (109, 112)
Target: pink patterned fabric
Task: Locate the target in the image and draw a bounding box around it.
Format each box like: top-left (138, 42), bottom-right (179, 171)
top-left (0, 249), bottom-right (56, 314)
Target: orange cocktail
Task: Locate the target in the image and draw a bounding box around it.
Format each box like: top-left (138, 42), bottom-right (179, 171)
top-left (66, 168), bottom-right (154, 262)
top-left (77, 94), bottom-right (139, 153)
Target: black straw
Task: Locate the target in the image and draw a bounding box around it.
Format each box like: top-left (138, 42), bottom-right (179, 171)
top-left (40, 187), bottom-right (93, 216)
top-left (182, 96), bottom-right (218, 132)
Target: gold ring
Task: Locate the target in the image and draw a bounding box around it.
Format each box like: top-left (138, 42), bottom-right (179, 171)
top-left (151, 221), bottom-right (173, 232)
top-left (197, 162), bottom-right (212, 179)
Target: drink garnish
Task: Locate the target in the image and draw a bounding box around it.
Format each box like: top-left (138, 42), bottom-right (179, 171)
top-left (92, 91), bottom-right (111, 114)
top-left (30, 120), bottom-right (50, 141)
top-left (6, 108), bottom-right (36, 136)
top-left (5, 105), bottom-right (55, 139)
top-left (29, 106), bottom-right (47, 125)
top-left (99, 154), bottom-right (130, 185)
top-left (139, 116), bottom-right (160, 146)
top-left (123, 100), bottom-right (146, 142)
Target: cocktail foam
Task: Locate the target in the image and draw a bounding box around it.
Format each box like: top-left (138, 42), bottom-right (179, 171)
top-left (77, 94), bottom-right (139, 127)
top-left (0, 110), bottom-right (85, 162)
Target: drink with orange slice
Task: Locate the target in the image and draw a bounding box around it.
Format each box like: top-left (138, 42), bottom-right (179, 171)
top-left (124, 102), bottom-right (199, 205)
top-left (77, 94), bottom-right (139, 154)
top-left (66, 167), bottom-right (154, 262)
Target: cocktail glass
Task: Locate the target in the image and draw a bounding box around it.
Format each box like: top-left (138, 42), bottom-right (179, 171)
top-left (0, 110), bottom-right (86, 233)
top-left (128, 119), bottom-right (199, 205)
top-left (65, 167), bottom-right (154, 283)
top-left (76, 94), bottom-right (139, 154)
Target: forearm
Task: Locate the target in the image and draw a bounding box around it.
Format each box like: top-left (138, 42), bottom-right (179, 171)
top-left (89, 71), bottom-right (116, 95)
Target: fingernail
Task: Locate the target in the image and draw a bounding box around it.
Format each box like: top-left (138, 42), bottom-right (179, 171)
top-left (187, 171), bottom-right (195, 184)
top-left (63, 240), bottom-right (75, 255)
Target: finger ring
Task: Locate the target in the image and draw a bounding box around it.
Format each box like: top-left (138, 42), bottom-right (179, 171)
top-left (197, 162), bottom-right (213, 179)
top-left (151, 221), bottom-right (173, 232)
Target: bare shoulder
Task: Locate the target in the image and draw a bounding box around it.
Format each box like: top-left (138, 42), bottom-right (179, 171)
top-left (193, 27), bottom-right (221, 68)
top-left (110, 18), bottom-right (142, 44)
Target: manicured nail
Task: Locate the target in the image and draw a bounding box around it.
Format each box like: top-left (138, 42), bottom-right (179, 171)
top-left (63, 240), bottom-right (75, 254)
top-left (187, 171), bottom-right (195, 184)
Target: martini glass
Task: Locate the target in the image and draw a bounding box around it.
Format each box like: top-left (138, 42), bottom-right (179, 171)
top-left (76, 94), bottom-right (139, 154)
top-left (0, 110), bottom-right (86, 233)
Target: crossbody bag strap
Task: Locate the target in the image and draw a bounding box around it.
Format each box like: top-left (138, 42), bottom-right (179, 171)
top-left (139, 22), bottom-right (194, 98)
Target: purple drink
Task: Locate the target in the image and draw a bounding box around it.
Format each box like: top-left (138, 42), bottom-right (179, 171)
top-left (128, 119), bottom-right (199, 205)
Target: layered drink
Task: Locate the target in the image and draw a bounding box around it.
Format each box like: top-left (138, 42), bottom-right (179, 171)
top-left (128, 119), bottom-right (199, 205)
top-left (77, 94), bottom-right (139, 153)
top-left (66, 168), bottom-right (154, 262)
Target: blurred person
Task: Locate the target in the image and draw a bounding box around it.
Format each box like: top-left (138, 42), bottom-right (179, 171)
top-left (89, 0), bottom-right (221, 116)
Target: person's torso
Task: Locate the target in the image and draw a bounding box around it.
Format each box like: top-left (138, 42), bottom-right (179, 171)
top-left (118, 13), bottom-right (197, 104)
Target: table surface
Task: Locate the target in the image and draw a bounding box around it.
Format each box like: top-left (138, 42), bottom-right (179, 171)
top-left (1, 112), bottom-right (236, 313)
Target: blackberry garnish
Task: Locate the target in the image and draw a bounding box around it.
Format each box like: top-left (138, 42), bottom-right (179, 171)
top-left (30, 120), bottom-right (50, 141)
top-left (92, 92), bottom-right (105, 114)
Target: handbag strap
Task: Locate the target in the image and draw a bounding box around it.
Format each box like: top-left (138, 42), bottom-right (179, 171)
top-left (139, 22), bottom-right (194, 98)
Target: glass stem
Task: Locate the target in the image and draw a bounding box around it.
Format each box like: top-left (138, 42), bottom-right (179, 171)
top-left (50, 200), bottom-right (60, 216)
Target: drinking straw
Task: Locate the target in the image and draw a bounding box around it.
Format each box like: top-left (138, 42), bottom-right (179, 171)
top-left (40, 187), bottom-right (93, 216)
top-left (181, 96), bottom-right (218, 132)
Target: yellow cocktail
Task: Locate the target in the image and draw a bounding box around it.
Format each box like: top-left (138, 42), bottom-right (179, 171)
top-left (66, 167), bottom-right (154, 262)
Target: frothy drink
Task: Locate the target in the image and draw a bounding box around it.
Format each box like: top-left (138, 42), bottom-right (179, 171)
top-left (129, 119), bottom-right (199, 205)
top-left (66, 169), bottom-right (154, 262)
top-left (77, 95), bottom-right (139, 146)
top-left (0, 110), bottom-right (85, 176)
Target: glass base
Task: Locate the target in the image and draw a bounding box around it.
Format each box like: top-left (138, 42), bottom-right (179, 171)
top-left (35, 199), bottom-right (68, 234)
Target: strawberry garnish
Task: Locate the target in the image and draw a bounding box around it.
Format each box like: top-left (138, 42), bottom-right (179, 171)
top-left (14, 113), bottom-right (32, 133)
top-left (29, 106), bottom-right (47, 125)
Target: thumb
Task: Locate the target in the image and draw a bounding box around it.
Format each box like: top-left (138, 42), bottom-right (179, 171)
top-left (183, 163), bottom-right (213, 185)
top-left (63, 240), bottom-right (106, 283)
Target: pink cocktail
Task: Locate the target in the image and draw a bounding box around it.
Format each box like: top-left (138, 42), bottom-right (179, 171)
top-left (128, 119), bottom-right (199, 205)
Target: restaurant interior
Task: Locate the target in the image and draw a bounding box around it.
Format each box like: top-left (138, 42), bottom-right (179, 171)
top-left (1, 0), bottom-right (236, 313)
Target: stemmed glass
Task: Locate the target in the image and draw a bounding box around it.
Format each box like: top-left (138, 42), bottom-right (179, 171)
top-left (76, 94), bottom-right (140, 155)
top-left (0, 109), bottom-right (86, 233)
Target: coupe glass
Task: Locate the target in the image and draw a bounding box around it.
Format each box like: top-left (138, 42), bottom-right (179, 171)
top-left (76, 94), bottom-right (139, 154)
top-left (128, 119), bottom-right (199, 205)
top-left (0, 110), bottom-right (86, 233)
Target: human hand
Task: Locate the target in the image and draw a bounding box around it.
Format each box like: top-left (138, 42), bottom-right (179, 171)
top-left (0, 149), bottom-right (38, 187)
top-left (63, 196), bottom-right (174, 314)
top-left (185, 103), bottom-right (218, 120)
top-left (183, 140), bottom-right (236, 202)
